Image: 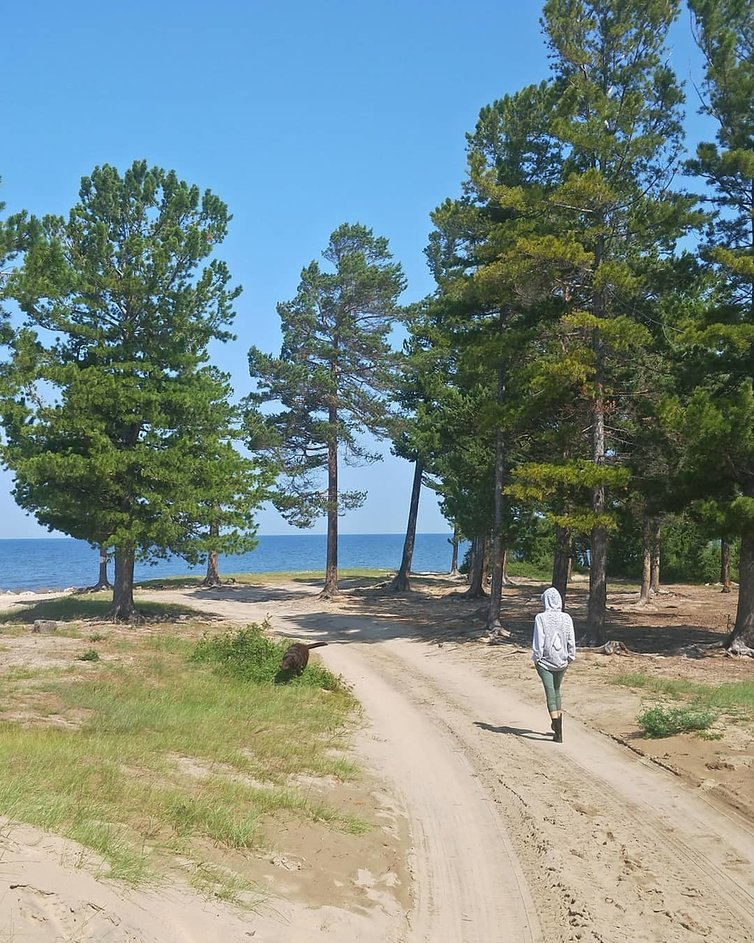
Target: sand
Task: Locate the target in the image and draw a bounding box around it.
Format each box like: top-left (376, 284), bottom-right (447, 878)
top-left (0, 575), bottom-right (752, 942)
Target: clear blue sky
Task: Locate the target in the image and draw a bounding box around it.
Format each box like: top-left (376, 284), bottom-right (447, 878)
top-left (1, 1), bottom-right (708, 537)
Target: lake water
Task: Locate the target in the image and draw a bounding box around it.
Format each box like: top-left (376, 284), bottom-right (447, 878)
top-left (0, 534), bottom-right (465, 592)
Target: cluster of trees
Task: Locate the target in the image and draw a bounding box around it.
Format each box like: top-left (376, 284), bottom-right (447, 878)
top-left (0, 0), bottom-right (751, 653)
top-left (406, 0), bottom-right (752, 650)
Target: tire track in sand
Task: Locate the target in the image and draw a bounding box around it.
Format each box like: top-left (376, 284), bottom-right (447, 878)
top-left (353, 635), bottom-right (754, 943)
top-left (152, 587), bottom-right (754, 943)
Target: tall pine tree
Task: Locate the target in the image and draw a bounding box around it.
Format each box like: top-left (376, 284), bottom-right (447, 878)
top-left (0, 162), bottom-right (261, 619)
top-left (247, 224), bottom-right (405, 598)
top-left (537, 0), bottom-right (695, 643)
top-left (676, 0), bottom-right (754, 647)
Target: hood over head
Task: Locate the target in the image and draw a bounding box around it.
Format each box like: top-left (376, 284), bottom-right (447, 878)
top-left (541, 587), bottom-right (563, 611)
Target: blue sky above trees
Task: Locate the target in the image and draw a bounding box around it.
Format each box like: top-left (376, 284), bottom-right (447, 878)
top-left (1, 0), bottom-right (709, 537)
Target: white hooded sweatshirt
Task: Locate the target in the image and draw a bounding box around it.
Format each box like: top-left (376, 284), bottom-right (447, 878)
top-left (532, 587), bottom-right (576, 671)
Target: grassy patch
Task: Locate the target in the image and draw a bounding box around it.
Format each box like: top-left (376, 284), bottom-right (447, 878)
top-left (615, 672), bottom-right (754, 737)
top-left (614, 672), bottom-right (700, 699)
top-left (637, 705), bottom-right (717, 738)
top-left (506, 561), bottom-right (551, 581)
top-left (191, 623), bottom-right (340, 690)
top-left (615, 672), bottom-right (754, 712)
top-left (0, 625), bottom-right (360, 898)
top-left (0, 594), bottom-right (202, 625)
top-left (135, 568), bottom-right (394, 589)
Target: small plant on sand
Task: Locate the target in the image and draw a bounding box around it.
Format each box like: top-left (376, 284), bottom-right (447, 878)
top-left (637, 705), bottom-right (717, 738)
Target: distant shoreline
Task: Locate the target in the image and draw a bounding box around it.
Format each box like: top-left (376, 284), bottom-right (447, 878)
top-left (0, 533), bottom-right (466, 594)
top-left (0, 532), bottom-right (454, 541)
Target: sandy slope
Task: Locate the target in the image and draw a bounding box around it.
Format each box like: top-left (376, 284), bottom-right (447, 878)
top-left (146, 583), bottom-right (754, 943)
top-left (2, 581), bottom-right (753, 942)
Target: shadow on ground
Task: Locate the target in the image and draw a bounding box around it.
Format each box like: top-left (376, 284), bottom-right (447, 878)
top-left (474, 721), bottom-right (552, 741)
top-left (244, 575), bottom-right (734, 656)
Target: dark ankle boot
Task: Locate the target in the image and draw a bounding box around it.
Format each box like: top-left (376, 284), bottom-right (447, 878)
top-left (553, 716), bottom-right (563, 743)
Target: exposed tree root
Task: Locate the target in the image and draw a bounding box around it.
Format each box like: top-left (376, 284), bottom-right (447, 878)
top-left (449, 588), bottom-right (489, 600)
top-left (78, 580), bottom-right (113, 594)
top-left (726, 638), bottom-right (754, 658)
top-left (579, 639), bottom-right (632, 655)
top-left (106, 608), bottom-right (145, 624)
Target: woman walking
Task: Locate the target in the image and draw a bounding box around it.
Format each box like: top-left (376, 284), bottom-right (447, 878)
top-left (532, 587), bottom-right (575, 743)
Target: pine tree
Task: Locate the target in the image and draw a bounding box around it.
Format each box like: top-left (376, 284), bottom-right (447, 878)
top-left (0, 187), bottom-right (27, 350)
top-left (247, 224), bottom-right (405, 598)
top-left (681, 0), bottom-right (754, 648)
top-left (423, 83), bottom-right (569, 627)
top-left (0, 162), bottom-right (262, 620)
top-left (535, 0), bottom-right (695, 643)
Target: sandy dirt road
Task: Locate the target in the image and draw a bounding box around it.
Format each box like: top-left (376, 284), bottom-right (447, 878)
top-left (148, 582), bottom-right (754, 943)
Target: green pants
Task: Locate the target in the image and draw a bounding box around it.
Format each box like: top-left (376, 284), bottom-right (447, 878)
top-left (536, 664), bottom-right (567, 712)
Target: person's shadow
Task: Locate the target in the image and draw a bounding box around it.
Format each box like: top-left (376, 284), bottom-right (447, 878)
top-left (474, 721), bottom-right (552, 741)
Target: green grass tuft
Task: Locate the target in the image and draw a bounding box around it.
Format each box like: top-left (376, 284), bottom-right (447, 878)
top-left (191, 623), bottom-right (342, 691)
top-left (0, 594), bottom-right (201, 625)
top-left (77, 649), bottom-right (100, 662)
top-left (637, 705), bottom-right (717, 738)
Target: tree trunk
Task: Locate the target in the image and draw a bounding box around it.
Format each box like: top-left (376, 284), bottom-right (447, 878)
top-left (639, 517), bottom-right (652, 604)
top-left (460, 535), bottom-right (488, 598)
top-left (449, 528), bottom-right (460, 577)
top-left (390, 460), bottom-right (422, 592)
top-left (486, 409), bottom-right (506, 631)
top-left (728, 531), bottom-right (754, 648)
top-left (551, 525), bottom-right (571, 605)
top-left (321, 411), bottom-right (339, 599)
top-left (110, 545), bottom-right (136, 621)
top-left (85, 542), bottom-right (112, 592)
top-left (204, 550), bottom-right (220, 586)
top-left (98, 546), bottom-right (111, 589)
top-left (586, 331), bottom-right (608, 646)
top-left (202, 521), bottom-right (221, 586)
top-left (721, 538), bottom-right (732, 593)
top-left (501, 548), bottom-right (513, 586)
top-left (650, 519), bottom-right (661, 594)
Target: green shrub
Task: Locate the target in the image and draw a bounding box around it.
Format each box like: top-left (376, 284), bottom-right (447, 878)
top-left (637, 705), bottom-right (716, 738)
top-left (77, 649), bottom-right (100, 662)
top-left (191, 623), bottom-right (340, 690)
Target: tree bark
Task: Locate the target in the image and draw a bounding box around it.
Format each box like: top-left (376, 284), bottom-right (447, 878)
top-left (204, 551), bottom-right (220, 586)
top-left (721, 538), bottom-right (732, 593)
top-left (639, 516), bottom-right (652, 604)
top-left (449, 528), bottom-right (460, 577)
top-left (321, 407), bottom-right (339, 599)
top-left (487, 542), bottom-right (503, 630)
top-left (390, 460), bottom-right (422, 592)
top-left (98, 544), bottom-right (111, 587)
top-left (486, 405), bottom-right (506, 630)
top-left (728, 531), bottom-right (754, 648)
top-left (501, 548), bottom-right (512, 586)
top-left (460, 535), bottom-right (488, 598)
top-left (85, 542), bottom-right (112, 592)
top-left (552, 525), bottom-right (571, 606)
top-left (202, 521), bottom-right (221, 586)
top-left (586, 328), bottom-right (608, 646)
top-left (110, 545), bottom-right (136, 621)
top-left (650, 519), bottom-right (661, 594)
